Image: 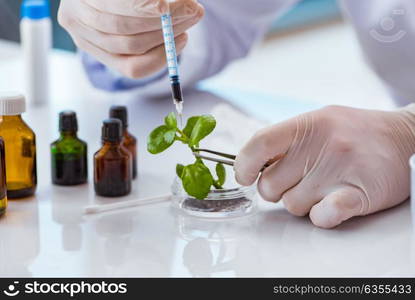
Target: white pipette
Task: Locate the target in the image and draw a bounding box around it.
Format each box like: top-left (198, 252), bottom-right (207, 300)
top-left (84, 194), bottom-right (171, 215)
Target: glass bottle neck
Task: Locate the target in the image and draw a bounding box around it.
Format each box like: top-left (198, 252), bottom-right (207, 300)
top-left (102, 140), bottom-right (121, 147)
top-left (1, 115), bottom-right (23, 122)
top-left (60, 131), bottom-right (77, 138)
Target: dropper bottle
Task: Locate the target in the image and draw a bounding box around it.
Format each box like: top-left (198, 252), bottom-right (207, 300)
top-left (50, 111), bottom-right (88, 185)
top-left (94, 119), bottom-right (132, 197)
top-left (109, 106), bottom-right (137, 179)
top-left (0, 92), bottom-right (37, 198)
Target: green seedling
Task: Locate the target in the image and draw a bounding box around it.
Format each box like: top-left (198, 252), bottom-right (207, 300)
top-left (147, 112), bottom-right (226, 200)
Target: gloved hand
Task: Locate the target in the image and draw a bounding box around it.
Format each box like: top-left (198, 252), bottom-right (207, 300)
top-left (58, 0), bottom-right (204, 78)
top-left (234, 105), bottom-right (415, 228)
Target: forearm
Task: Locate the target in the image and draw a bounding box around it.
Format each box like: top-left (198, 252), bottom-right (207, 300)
top-left (81, 51), bottom-right (169, 92)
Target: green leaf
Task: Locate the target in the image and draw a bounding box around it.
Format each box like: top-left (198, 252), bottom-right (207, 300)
top-left (189, 115), bottom-right (216, 147)
top-left (215, 163), bottom-right (226, 187)
top-left (176, 164), bottom-right (184, 178)
top-left (164, 112), bottom-right (177, 129)
top-left (181, 162), bottom-right (213, 199)
top-left (147, 125), bottom-right (176, 154)
top-left (183, 116), bottom-right (200, 138)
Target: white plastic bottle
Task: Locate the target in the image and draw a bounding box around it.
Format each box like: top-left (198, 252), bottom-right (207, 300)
top-left (20, 0), bottom-right (52, 106)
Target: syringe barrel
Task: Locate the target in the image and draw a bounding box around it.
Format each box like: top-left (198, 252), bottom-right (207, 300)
top-left (161, 13), bottom-right (179, 78)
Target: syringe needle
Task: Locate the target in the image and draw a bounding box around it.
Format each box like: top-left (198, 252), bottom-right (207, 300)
top-left (174, 99), bottom-right (183, 128)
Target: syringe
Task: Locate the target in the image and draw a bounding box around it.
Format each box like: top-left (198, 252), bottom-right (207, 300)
top-left (161, 8), bottom-right (184, 118)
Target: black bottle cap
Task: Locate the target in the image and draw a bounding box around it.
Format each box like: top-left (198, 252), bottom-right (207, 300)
top-left (102, 119), bottom-right (122, 143)
top-left (59, 110), bottom-right (78, 132)
top-left (109, 105), bottom-right (128, 129)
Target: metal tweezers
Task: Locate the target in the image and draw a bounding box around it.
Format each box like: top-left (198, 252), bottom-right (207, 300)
top-left (193, 149), bottom-right (285, 172)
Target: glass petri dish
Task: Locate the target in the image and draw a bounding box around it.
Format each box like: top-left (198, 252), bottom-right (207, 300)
top-left (171, 177), bottom-right (257, 218)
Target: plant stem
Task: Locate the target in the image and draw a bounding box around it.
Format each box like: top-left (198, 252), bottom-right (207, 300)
top-left (212, 180), bottom-right (223, 190)
top-left (177, 128), bottom-right (186, 137)
top-left (175, 135), bottom-right (187, 143)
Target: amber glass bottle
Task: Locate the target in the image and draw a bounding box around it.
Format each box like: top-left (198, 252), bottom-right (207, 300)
top-left (0, 138), bottom-right (7, 215)
top-left (51, 111), bottom-right (88, 185)
top-left (94, 119), bottom-right (132, 197)
top-left (109, 106), bottom-right (137, 179)
top-left (0, 93), bottom-right (36, 198)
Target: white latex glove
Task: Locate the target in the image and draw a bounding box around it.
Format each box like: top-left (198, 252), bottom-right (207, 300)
top-left (58, 0), bottom-right (204, 78)
top-left (234, 105), bottom-right (415, 228)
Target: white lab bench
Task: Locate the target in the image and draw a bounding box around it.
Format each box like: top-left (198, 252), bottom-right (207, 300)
top-left (0, 21), bottom-right (414, 277)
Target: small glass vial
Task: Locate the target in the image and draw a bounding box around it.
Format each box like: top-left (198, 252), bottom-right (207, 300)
top-left (109, 105), bottom-right (137, 179)
top-left (50, 111), bottom-right (88, 185)
top-left (94, 119), bottom-right (132, 197)
top-left (171, 177), bottom-right (257, 218)
top-left (0, 138), bottom-right (7, 216)
top-left (0, 92), bottom-right (37, 198)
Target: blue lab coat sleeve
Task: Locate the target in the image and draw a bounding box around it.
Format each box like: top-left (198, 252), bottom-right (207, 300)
top-left (80, 0), bottom-right (300, 95)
